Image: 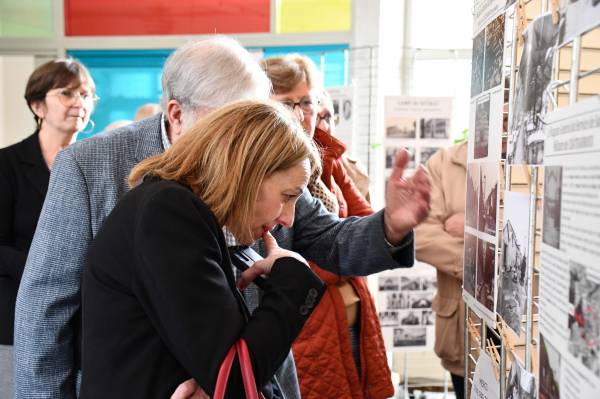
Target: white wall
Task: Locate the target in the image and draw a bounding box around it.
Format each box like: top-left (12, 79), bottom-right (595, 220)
top-left (0, 55), bottom-right (37, 147)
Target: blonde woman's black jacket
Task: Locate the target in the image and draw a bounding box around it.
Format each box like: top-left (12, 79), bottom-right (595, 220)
top-left (80, 178), bottom-right (325, 398)
top-left (0, 132), bottom-right (49, 344)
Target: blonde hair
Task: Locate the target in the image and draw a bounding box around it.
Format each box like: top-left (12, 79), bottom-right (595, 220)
top-left (129, 100), bottom-right (320, 243)
top-left (261, 54), bottom-right (323, 95)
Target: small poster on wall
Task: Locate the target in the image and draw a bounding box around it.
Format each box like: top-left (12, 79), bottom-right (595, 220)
top-left (327, 85), bottom-right (356, 155)
top-left (376, 263), bottom-right (436, 352)
top-left (507, 12), bottom-right (558, 165)
top-left (383, 96), bottom-right (453, 177)
top-left (539, 97), bottom-right (600, 398)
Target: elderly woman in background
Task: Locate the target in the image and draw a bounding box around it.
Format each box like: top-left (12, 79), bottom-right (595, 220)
top-left (0, 58), bottom-right (96, 397)
top-left (80, 100), bottom-right (325, 398)
top-left (261, 54), bottom-right (393, 399)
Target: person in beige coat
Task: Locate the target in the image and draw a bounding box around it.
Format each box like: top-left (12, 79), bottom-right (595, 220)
top-left (415, 141), bottom-right (466, 399)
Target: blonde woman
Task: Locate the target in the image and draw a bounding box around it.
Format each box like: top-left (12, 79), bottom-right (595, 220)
top-left (80, 101), bottom-right (325, 398)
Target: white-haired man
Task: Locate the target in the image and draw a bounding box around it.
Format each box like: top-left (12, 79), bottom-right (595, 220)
top-left (15, 37), bottom-right (430, 399)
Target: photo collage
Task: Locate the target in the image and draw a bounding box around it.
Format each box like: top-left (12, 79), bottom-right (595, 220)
top-left (377, 269), bottom-right (436, 351)
top-left (384, 97), bottom-right (453, 178)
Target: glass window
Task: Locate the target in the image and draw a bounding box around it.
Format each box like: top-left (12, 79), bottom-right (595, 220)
top-left (0, 0), bottom-right (53, 37)
top-left (68, 50), bottom-right (169, 138)
top-left (276, 0), bottom-right (351, 33)
top-left (409, 0), bottom-right (473, 49)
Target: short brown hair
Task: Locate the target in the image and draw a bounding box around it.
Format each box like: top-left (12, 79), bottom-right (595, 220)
top-left (24, 58), bottom-right (95, 125)
top-left (129, 100), bottom-right (320, 244)
top-left (261, 54), bottom-right (322, 95)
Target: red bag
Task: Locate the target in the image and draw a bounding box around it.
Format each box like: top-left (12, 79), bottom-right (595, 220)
top-left (213, 339), bottom-right (265, 399)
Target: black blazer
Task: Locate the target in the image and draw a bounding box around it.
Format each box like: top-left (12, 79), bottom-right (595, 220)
top-left (80, 179), bottom-right (324, 399)
top-left (0, 132), bottom-right (49, 344)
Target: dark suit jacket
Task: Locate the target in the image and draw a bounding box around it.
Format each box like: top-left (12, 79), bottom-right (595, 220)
top-left (0, 132), bottom-right (49, 344)
top-left (80, 178), bottom-right (324, 399)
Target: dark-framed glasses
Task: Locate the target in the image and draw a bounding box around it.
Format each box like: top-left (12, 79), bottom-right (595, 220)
top-left (48, 88), bottom-right (99, 107)
top-left (280, 97), bottom-right (317, 114)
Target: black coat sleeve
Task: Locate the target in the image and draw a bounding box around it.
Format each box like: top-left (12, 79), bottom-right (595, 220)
top-left (133, 186), bottom-right (324, 396)
top-left (0, 153), bottom-right (27, 280)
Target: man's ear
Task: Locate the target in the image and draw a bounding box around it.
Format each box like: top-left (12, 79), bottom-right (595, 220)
top-left (166, 100), bottom-right (184, 142)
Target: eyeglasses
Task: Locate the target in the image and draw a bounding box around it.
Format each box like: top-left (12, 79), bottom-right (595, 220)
top-left (317, 112), bottom-right (332, 124)
top-left (47, 89), bottom-right (99, 107)
top-left (279, 97), bottom-right (317, 114)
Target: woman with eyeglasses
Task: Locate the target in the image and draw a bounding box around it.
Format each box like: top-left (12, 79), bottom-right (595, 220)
top-left (0, 58), bottom-right (96, 396)
top-left (261, 54), bottom-right (394, 399)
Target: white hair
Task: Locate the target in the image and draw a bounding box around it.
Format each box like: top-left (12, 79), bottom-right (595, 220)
top-left (160, 37), bottom-right (272, 129)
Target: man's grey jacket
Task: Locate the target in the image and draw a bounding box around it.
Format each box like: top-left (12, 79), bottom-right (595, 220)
top-left (14, 114), bottom-right (414, 398)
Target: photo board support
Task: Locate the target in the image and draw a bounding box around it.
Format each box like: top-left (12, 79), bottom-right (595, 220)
top-left (524, 167), bottom-right (538, 372)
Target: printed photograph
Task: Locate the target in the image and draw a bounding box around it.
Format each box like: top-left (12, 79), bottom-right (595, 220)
top-left (542, 166), bottom-right (562, 249)
top-left (483, 14), bottom-right (506, 91)
top-left (401, 276), bottom-right (421, 291)
top-left (384, 292), bottom-right (409, 310)
top-left (421, 310), bottom-right (434, 325)
top-left (399, 310), bottom-right (422, 326)
top-left (506, 360), bottom-right (537, 399)
top-left (386, 146), bottom-right (415, 169)
top-left (409, 292), bottom-right (433, 309)
top-left (567, 260), bottom-right (600, 377)
top-left (474, 97), bottom-right (490, 159)
top-left (422, 276), bottom-right (437, 291)
top-left (463, 233), bottom-right (478, 296)
top-left (507, 13), bottom-right (557, 165)
top-left (498, 191), bottom-right (531, 336)
top-left (386, 117), bottom-right (417, 139)
top-left (393, 327), bottom-right (427, 347)
top-left (466, 163), bottom-right (480, 229)
top-left (558, 0), bottom-right (600, 46)
top-left (539, 334), bottom-right (561, 399)
top-left (419, 147), bottom-right (440, 166)
top-left (476, 239), bottom-right (496, 312)
top-left (378, 311), bottom-right (399, 326)
top-left (478, 161), bottom-right (498, 236)
top-left (471, 29), bottom-right (485, 97)
top-left (420, 118), bottom-right (450, 139)
top-left (379, 276), bottom-right (400, 291)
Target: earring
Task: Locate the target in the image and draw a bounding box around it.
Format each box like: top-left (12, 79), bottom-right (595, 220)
top-left (80, 119), bottom-right (96, 135)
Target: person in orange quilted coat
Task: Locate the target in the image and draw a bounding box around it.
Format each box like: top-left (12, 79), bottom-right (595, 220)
top-left (261, 54), bottom-right (394, 399)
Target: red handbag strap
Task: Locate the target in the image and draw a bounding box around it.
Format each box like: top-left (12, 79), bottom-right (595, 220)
top-left (213, 339), bottom-right (262, 399)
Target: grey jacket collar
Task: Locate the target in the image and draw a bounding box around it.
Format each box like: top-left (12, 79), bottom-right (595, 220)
top-left (134, 113), bottom-right (165, 162)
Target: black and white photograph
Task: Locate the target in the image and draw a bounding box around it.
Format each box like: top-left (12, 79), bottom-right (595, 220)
top-left (506, 360), bottom-right (537, 399)
top-left (378, 311), bottom-right (399, 326)
top-left (419, 147), bottom-right (439, 166)
top-left (498, 191), bottom-right (531, 336)
top-left (539, 334), bottom-right (561, 399)
top-left (466, 163), bottom-right (480, 229)
top-left (393, 327), bottom-right (427, 347)
top-left (567, 260), bottom-right (600, 377)
top-left (385, 292), bottom-right (409, 310)
top-left (409, 292), bottom-right (433, 309)
top-left (471, 29), bottom-right (486, 98)
top-left (401, 276), bottom-right (421, 291)
top-left (476, 239), bottom-right (496, 312)
top-left (420, 118), bottom-right (449, 139)
top-left (558, 0), bottom-right (600, 46)
top-left (422, 276), bottom-right (437, 291)
top-left (379, 276), bottom-right (400, 291)
top-left (463, 233), bottom-right (478, 296)
top-left (386, 117), bottom-right (417, 139)
top-left (399, 310), bottom-right (422, 326)
top-left (542, 166), bottom-right (562, 249)
top-left (421, 310), bottom-right (434, 325)
top-left (483, 13), bottom-right (506, 91)
top-left (507, 13), bottom-right (557, 165)
top-left (386, 146), bottom-right (415, 169)
top-left (478, 161), bottom-right (498, 236)
top-left (474, 97), bottom-right (490, 159)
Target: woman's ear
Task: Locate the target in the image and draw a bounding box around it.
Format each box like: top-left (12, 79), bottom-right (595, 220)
top-left (30, 101), bottom-right (47, 120)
